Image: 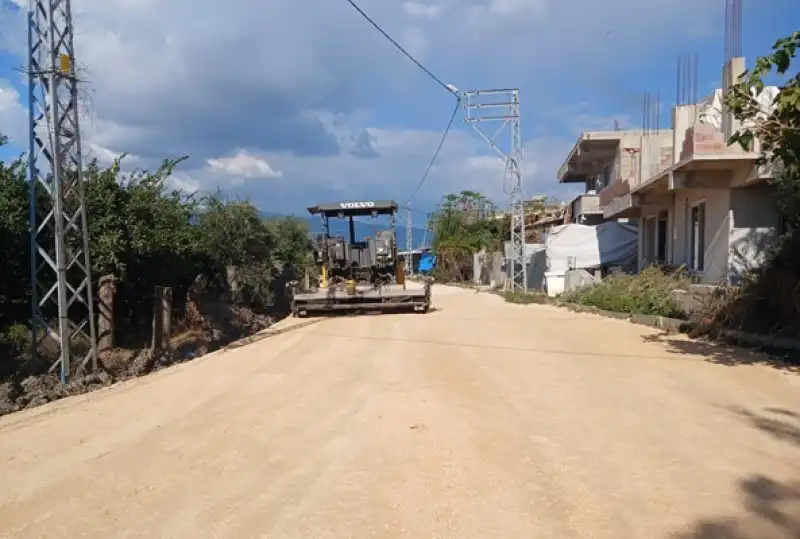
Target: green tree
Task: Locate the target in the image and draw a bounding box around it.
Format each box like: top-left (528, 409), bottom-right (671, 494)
top-left (725, 30), bottom-right (800, 225)
top-left (1, 135), bottom-right (311, 376)
top-left (267, 216), bottom-right (312, 281)
top-left (0, 135), bottom-right (30, 328)
top-left (429, 191), bottom-right (505, 281)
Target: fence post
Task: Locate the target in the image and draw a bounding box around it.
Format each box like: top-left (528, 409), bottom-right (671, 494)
top-left (97, 274), bottom-right (117, 356)
top-left (151, 286), bottom-right (173, 353)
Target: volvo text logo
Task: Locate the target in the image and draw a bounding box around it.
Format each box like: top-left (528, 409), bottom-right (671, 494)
top-left (339, 201), bottom-right (375, 209)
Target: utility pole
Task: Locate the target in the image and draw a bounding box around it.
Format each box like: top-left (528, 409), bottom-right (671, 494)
top-left (404, 203), bottom-right (413, 275)
top-left (463, 89), bottom-right (525, 291)
top-left (27, 0), bottom-right (98, 382)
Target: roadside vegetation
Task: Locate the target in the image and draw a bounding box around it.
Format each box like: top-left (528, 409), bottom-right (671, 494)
top-left (429, 191), bottom-right (507, 282)
top-left (558, 267), bottom-right (691, 319)
top-left (503, 290), bottom-right (550, 305)
top-left (0, 137), bottom-right (311, 413)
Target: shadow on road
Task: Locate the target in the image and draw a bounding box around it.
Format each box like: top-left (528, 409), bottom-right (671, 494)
top-left (674, 406), bottom-right (800, 538)
top-left (724, 405), bottom-right (800, 448)
top-left (675, 475), bottom-right (800, 538)
top-left (640, 333), bottom-right (800, 373)
top-left (315, 332), bottom-right (711, 362)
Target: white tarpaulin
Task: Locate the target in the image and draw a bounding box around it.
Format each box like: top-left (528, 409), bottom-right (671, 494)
top-left (545, 222), bottom-right (638, 272)
top-left (697, 86), bottom-right (779, 130)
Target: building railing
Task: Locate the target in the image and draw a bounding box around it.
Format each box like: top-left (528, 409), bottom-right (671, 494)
top-left (679, 123), bottom-right (752, 160)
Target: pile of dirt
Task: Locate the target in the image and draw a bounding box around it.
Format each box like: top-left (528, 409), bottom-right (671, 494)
top-left (0, 275), bottom-right (278, 418)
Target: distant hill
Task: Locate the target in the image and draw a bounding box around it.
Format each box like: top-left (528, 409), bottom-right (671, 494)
top-left (261, 211), bottom-right (429, 249)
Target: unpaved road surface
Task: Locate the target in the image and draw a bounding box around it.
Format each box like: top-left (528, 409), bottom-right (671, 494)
top-left (2, 286), bottom-right (799, 538)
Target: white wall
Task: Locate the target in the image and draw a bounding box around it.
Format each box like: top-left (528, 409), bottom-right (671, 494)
top-left (728, 183), bottom-right (781, 284)
top-left (671, 188), bottom-right (731, 284)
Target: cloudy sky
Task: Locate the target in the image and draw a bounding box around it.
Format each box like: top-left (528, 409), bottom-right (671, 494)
top-left (0, 0), bottom-right (797, 218)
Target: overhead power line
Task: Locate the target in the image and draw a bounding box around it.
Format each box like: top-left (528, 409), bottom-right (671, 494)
top-left (404, 97), bottom-right (461, 205)
top-left (344, 0), bottom-right (458, 97)
top-left (343, 0), bottom-right (462, 205)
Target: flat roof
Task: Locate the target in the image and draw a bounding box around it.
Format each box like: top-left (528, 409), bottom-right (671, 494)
top-left (557, 130), bottom-right (631, 183)
top-left (308, 200), bottom-right (398, 217)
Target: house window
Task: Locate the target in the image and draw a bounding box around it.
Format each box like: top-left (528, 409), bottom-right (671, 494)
top-left (586, 176), bottom-right (598, 194)
top-left (602, 164), bottom-right (611, 188)
top-left (643, 216), bottom-right (656, 265)
top-left (690, 202), bottom-right (705, 271)
top-left (643, 213), bottom-right (668, 266)
top-left (657, 211), bottom-right (668, 263)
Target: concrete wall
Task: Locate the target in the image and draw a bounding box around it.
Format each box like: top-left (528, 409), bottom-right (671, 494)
top-left (473, 250), bottom-right (507, 287)
top-left (672, 187), bottom-right (731, 284)
top-left (502, 243), bottom-right (547, 291)
top-left (639, 131), bottom-right (674, 181)
top-left (527, 248), bottom-right (547, 290)
top-left (578, 194), bottom-right (600, 214)
top-left (728, 183), bottom-right (781, 284)
top-left (638, 182), bottom-right (780, 285)
top-left (565, 269), bottom-right (599, 292)
top-left (492, 252), bottom-right (506, 288)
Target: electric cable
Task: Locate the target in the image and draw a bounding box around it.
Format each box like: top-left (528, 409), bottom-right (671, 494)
top-left (404, 97), bottom-right (461, 205)
top-left (343, 0), bottom-right (462, 206)
top-left (343, 0), bottom-right (458, 97)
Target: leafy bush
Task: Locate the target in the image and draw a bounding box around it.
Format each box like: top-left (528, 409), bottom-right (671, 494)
top-left (504, 291), bottom-right (550, 304)
top-left (559, 267), bottom-right (691, 319)
top-left (692, 230), bottom-right (800, 337)
top-left (0, 135), bottom-right (311, 377)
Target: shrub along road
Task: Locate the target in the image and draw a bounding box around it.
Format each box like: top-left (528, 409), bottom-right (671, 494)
top-left (1, 286), bottom-right (799, 538)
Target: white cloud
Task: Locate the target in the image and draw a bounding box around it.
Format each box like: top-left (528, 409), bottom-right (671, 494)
top-left (399, 26), bottom-right (428, 61)
top-left (166, 171), bottom-right (200, 194)
top-left (0, 0), bottom-right (723, 213)
top-left (85, 142), bottom-right (136, 167)
top-left (0, 80), bottom-right (26, 144)
top-left (402, 1), bottom-right (444, 19)
top-left (206, 149), bottom-right (282, 180)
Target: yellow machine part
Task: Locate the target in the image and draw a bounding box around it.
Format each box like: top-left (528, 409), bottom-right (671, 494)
top-left (321, 266), bottom-right (328, 288)
top-left (346, 280), bottom-right (357, 295)
top-left (396, 260), bottom-right (405, 285)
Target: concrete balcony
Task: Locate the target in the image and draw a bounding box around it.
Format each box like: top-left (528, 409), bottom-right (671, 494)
top-left (572, 193), bottom-right (600, 215)
top-left (557, 131), bottom-right (626, 183)
top-left (564, 194), bottom-right (603, 225)
top-left (599, 179), bottom-right (637, 219)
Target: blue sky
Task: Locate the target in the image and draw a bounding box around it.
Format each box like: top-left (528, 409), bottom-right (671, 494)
top-left (0, 0), bottom-right (797, 218)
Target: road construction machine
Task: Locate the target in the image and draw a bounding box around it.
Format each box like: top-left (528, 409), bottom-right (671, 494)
top-left (291, 200), bottom-right (432, 316)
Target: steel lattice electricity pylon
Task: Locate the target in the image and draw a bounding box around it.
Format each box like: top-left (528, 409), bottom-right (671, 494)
top-left (463, 89), bottom-right (525, 291)
top-left (27, 0), bottom-right (98, 382)
top-left (420, 214), bottom-right (431, 250)
top-left (404, 203), bottom-right (413, 275)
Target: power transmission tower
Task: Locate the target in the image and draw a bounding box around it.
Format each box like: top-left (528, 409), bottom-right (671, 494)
top-left (463, 89), bottom-right (525, 291)
top-left (404, 203), bottom-right (413, 275)
top-left (420, 214), bottom-right (430, 250)
top-left (27, 0), bottom-right (98, 382)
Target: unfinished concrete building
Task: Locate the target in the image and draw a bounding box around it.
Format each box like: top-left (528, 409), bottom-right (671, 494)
top-left (598, 57), bottom-right (782, 284)
top-left (557, 129), bottom-right (673, 226)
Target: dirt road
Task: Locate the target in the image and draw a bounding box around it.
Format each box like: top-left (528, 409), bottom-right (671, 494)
top-left (1, 286), bottom-right (799, 538)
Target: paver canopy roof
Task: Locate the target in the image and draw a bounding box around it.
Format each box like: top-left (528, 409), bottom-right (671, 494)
top-left (307, 200), bottom-right (398, 217)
